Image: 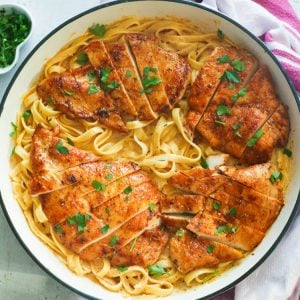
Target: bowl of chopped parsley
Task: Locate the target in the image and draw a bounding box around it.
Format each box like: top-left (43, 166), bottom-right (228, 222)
top-left (0, 4), bottom-right (32, 75)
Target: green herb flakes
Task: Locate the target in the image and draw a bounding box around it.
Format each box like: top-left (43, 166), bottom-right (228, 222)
top-left (55, 225), bottom-right (62, 235)
top-left (92, 180), bottom-right (106, 192)
top-left (66, 138), bottom-right (74, 146)
top-left (89, 24), bottom-right (106, 37)
top-left (123, 186), bottom-right (132, 194)
top-left (213, 202), bottom-right (220, 211)
top-left (221, 70), bottom-right (241, 83)
top-left (117, 266), bottom-right (128, 272)
top-left (232, 87), bottom-right (247, 103)
top-left (231, 60), bottom-right (245, 72)
top-left (147, 264), bottom-right (167, 277)
top-left (105, 163), bottom-right (111, 169)
top-left (215, 120), bottom-right (226, 126)
top-left (217, 29), bottom-right (225, 40)
top-left (206, 244), bottom-right (215, 254)
top-left (106, 173), bottom-right (113, 180)
top-left (106, 81), bottom-right (120, 90)
top-left (67, 213), bottom-right (91, 232)
top-left (229, 208), bottom-right (237, 216)
top-left (100, 224), bottom-right (109, 234)
top-left (217, 55), bottom-right (231, 64)
top-left (64, 90), bottom-right (74, 96)
top-left (125, 70), bottom-right (132, 78)
top-left (105, 207), bottom-right (110, 215)
top-left (55, 140), bottom-right (69, 154)
top-left (216, 104), bottom-right (231, 116)
top-left (109, 235), bottom-right (119, 247)
top-left (76, 52), bottom-right (88, 65)
top-left (246, 128), bottom-right (263, 147)
top-left (176, 228), bottom-right (184, 237)
top-left (88, 83), bottom-right (98, 95)
top-left (270, 171), bottom-right (283, 184)
top-left (9, 122), bottom-right (17, 137)
top-left (215, 224), bottom-right (238, 234)
top-left (149, 203), bottom-right (155, 213)
top-left (283, 148), bottom-right (292, 157)
top-left (200, 156), bottom-right (209, 169)
top-left (22, 110), bottom-right (31, 120)
top-left (100, 66), bottom-right (110, 83)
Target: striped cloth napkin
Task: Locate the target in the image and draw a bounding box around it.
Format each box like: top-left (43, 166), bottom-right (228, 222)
top-left (194, 1), bottom-right (300, 299)
top-left (197, 0), bottom-right (300, 92)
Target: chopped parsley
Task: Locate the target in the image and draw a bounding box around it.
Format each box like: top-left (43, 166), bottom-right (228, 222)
top-left (22, 110), bottom-right (31, 120)
top-left (270, 171), bottom-right (283, 184)
top-left (54, 225), bottom-right (62, 235)
top-left (100, 66), bottom-right (110, 83)
top-left (109, 235), bottom-right (119, 247)
top-left (216, 104), bottom-right (231, 116)
top-left (106, 81), bottom-right (120, 89)
top-left (217, 55), bottom-right (231, 64)
top-left (217, 29), bottom-right (225, 40)
top-left (229, 208), bottom-right (237, 216)
top-left (92, 180), bottom-right (106, 192)
top-left (232, 87), bottom-right (247, 103)
top-left (98, 67), bottom-right (120, 91)
top-left (117, 266), bottom-right (128, 272)
top-left (215, 120), bottom-right (226, 126)
top-left (228, 83), bottom-right (235, 90)
top-left (106, 173), bottom-right (113, 180)
top-left (149, 203), bottom-right (155, 213)
top-left (123, 186), bottom-right (132, 194)
top-left (206, 244), bottom-right (215, 254)
top-left (67, 213), bottom-right (91, 232)
top-left (147, 264), bottom-right (167, 277)
top-left (231, 60), bottom-right (245, 72)
top-left (140, 66), bottom-right (161, 94)
top-left (213, 202), bottom-right (220, 211)
top-left (125, 70), bottom-right (132, 78)
top-left (88, 83), bottom-right (98, 95)
top-left (64, 90), bottom-right (74, 96)
top-left (200, 156), bottom-right (209, 169)
top-left (66, 137), bottom-right (74, 146)
top-left (283, 148), bottom-right (292, 157)
top-left (76, 52), bottom-right (89, 65)
top-left (105, 163), bottom-right (111, 169)
top-left (0, 9), bottom-right (31, 68)
top-left (55, 140), bottom-right (69, 154)
top-left (215, 224), bottom-right (238, 234)
top-left (232, 124), bottom-right (242, 138)
top-left (48, 97), bottom-right (54, 105)
top-left (88, 71), bottom-right (95, 81)
top-left (176, 228), bottom-right (184, 237)
top-left (105, 207), bottom-right (110, 215)
top-left (100, 224), bottom-right (109, 234)
top-left (220, 70), bottom-right (241, 83)
top-left (9, 122), bottom-right (17, 137)
top-left (246, 128), bottom-right (263, 147)
top-left (89, 24), bottom-right (106, 37)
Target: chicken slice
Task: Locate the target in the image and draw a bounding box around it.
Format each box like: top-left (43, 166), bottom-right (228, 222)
top-left (187, 47), bottom-right (238, 130)
top-left (71, 65), bottom-right (127, 132)
top-left (92, 181), bottom-right (162, 235)
top-left (79, 210), bottom-right (160, 261)
top-left (219, 163), bottom-right (283, 200)
top-left (169, 230), bottom-right (243, 273)
top-left (111, 227), bottom-right (169, 268)
top-left (161, 215), bottom-right (192, 230)
top-left (207, 190), bottom-right (282, 232)
top-left (241, 103), bottom-right (290, 164)
top-left (84, 41), bottom-right (137, 118)
top-left (169, 169), bottom-right (227, 196)
top-left (30, 125), bottom-right (99, 176)
top-left (126, 33), bottom-right (170, 112)
top-left (30, 160), bottom-right (139, 196)
top-left (187, 211), bottom-right (264, 251)
top-left (160, 195), bottom-right (205, 214)
top-left (155, 47), bottom-right (191, 107)
top-left (105, 41), bottom-right (157, 121)
top-left (223, 66), bottom-right (282, 158)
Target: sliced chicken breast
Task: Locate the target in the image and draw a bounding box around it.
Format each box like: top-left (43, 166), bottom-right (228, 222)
top-left (126, 33), bottom-right (170, 112)
top-left (84, 41), bottom-right (137, 118)
top-left (105, 41), bottom-right (157, 120)
top-left (161, 214), bottom-right (192, 230)
top-left (169, 230), bottom-right (243, 273)
top-left (111, 227), bottom-right (169, 267)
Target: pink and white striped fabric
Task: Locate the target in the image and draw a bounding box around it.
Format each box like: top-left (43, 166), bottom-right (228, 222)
top-left (197, 0), bottom-right (300, 92)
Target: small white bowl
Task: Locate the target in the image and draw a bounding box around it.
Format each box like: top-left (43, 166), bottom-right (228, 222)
top-left (0, 4), bottom-right (33, 75)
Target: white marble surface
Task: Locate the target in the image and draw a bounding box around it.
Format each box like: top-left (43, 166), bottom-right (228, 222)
top-left (0, 0), bottom-right (299, 299)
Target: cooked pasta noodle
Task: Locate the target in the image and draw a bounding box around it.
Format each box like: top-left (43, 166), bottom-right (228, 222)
top-left (9, 16), bottom-right (291, 297)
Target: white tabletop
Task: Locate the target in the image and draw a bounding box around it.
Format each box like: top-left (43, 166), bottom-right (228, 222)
top-left (0, 0), bottom-right (299, 299)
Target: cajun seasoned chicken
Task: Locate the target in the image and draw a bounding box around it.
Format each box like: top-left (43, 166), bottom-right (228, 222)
top-left (169, 230), bottom-right (242, 273)
top-left (30, 126), bottom-right (168, 263)
top-left (164, 163), bottom-right (283, 253)
top-left (188, 47), bottom-right (289, 164)
top-left (37, 34), bottom-right (191, 131)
